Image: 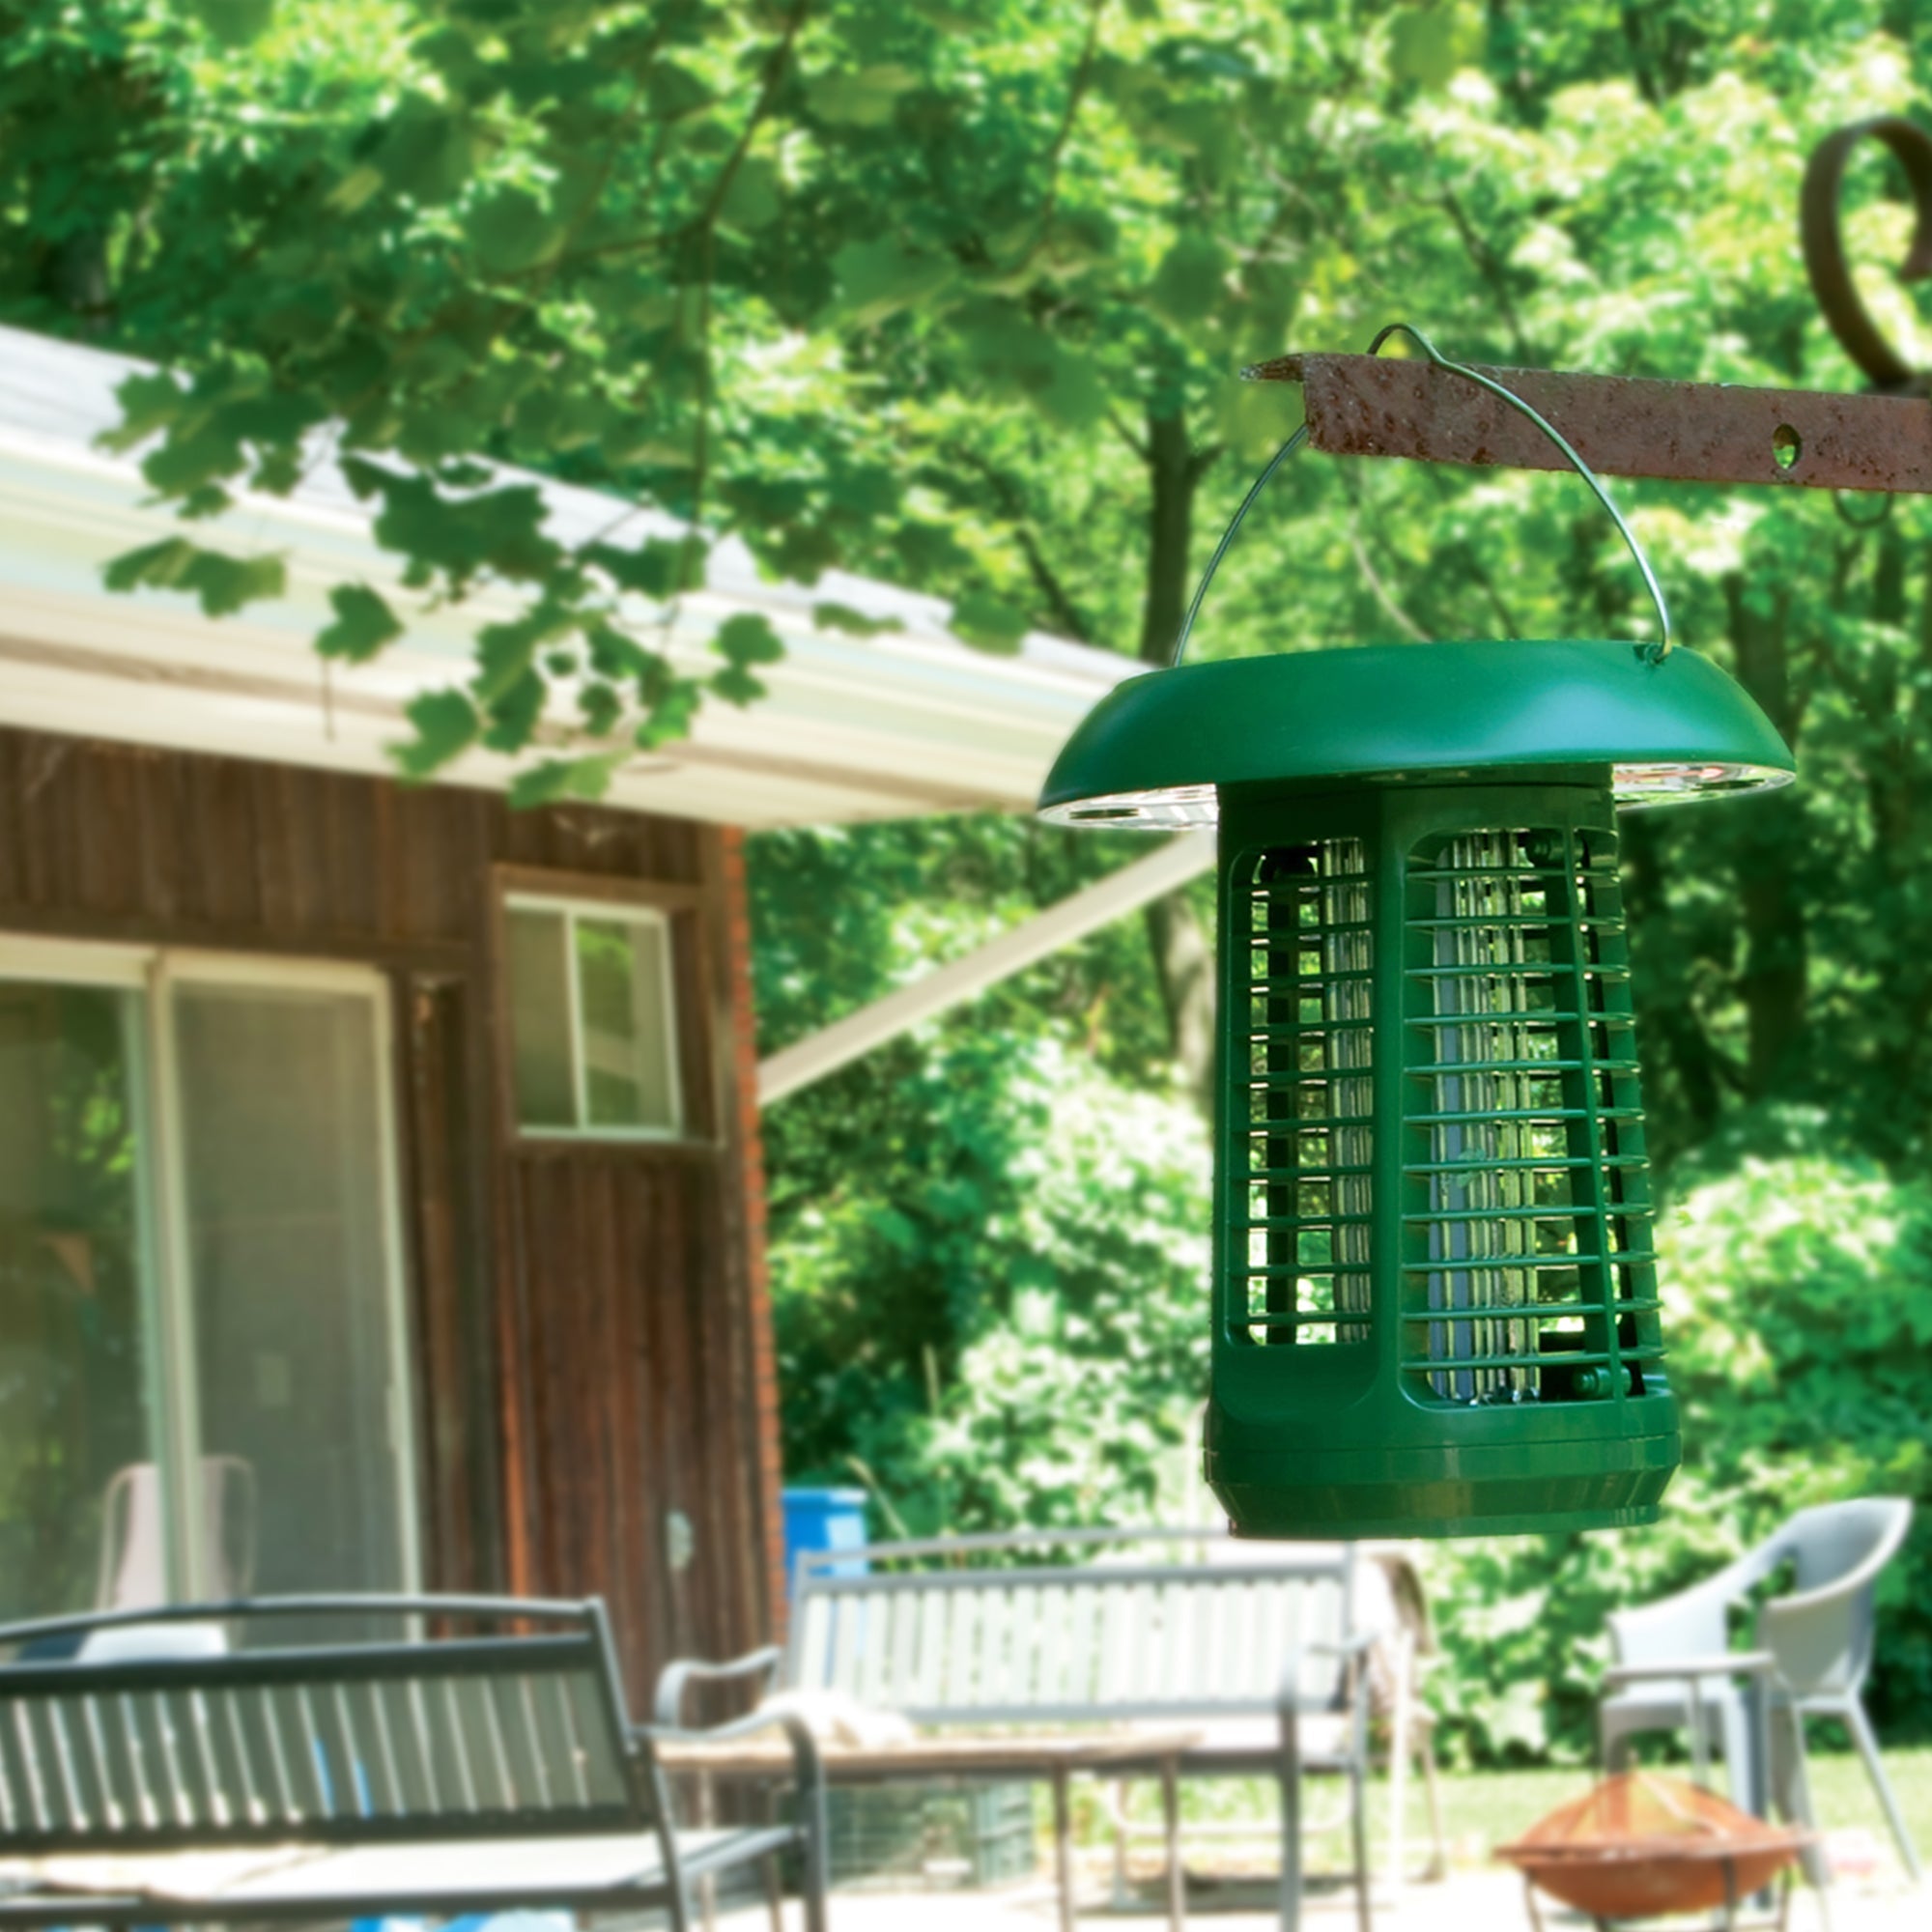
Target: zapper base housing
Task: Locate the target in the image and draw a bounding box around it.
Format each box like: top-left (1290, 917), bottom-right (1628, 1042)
top-left (1207, 1422), bottom-right (1680, 1539)
top-left (1206, 775), bottom-right (1680, 1539)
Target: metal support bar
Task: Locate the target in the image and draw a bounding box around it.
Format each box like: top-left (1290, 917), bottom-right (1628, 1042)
top-left (757, 834), bottom-right (1215, 1106)
top-left (1244, 353), bottom-right (1932, 495)
top-left (1053, 1766), bottom-right (1076, 1932)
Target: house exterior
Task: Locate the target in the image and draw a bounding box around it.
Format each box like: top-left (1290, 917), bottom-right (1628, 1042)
top-left (0, 325), bottom-right (1133, 1689)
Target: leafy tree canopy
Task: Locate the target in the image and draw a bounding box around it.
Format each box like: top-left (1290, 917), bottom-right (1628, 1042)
top-left (15, 0), bottom-right (1932, 1754)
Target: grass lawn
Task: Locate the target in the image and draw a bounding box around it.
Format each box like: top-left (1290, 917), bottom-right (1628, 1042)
top-left (1100, 1744), bottom-right (1932, 1879)
top-left (1416, 1747), bottom-right (1930, 1871)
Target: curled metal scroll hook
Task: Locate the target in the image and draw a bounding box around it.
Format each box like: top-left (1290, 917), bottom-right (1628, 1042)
top-left (1803, 116), bottom-right (1932, 393)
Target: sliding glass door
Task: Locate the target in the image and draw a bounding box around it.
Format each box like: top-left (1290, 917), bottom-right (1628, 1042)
top-left (0, 941), bottom-right (417, 1624)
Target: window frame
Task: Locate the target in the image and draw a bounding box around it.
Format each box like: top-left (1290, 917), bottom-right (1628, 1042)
top-left (497, 877), bottom-right (700, 1148)
top-left (0, 930), bottom-right (423, 1610)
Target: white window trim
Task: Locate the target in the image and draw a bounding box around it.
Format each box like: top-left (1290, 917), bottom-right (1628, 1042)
top-left (0, 929), bottom-right (424, 1602)
top-left (505, 892), bottom-right (688, 1144)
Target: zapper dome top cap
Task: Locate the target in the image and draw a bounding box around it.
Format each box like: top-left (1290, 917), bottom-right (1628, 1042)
top-left (1038, 639), bottom-right (1795, 829)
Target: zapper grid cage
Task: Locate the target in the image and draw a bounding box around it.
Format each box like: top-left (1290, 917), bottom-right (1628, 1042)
top-left (1230, 808), bottom-right (1660, 1404)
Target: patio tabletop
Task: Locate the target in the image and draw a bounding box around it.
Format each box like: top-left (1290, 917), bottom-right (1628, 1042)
top-left (657, 1726), bottom-right (1207, 1780)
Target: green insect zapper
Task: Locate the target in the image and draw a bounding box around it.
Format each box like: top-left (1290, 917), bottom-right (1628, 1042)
top-left (1039, 332), bottom-right (1795, 1537)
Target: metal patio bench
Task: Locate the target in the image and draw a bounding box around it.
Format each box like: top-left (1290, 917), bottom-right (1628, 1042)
top-left (0, 1593), bottom-right (828, 1931)
top-left (655, 1527), bottom-right (1381, 1932)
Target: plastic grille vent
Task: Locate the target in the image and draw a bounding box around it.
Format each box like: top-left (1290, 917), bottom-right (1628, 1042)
top-left (1235, 839), bottom-right (1373, 1347)
top-left (1403, 827), bottom-right (1660, 1405)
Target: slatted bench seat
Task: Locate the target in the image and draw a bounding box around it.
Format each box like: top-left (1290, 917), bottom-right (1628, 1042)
top-left (655, 1529), bottom-right (1387, 1932)
top-left (0, 1593), bottom-right (827, 1932)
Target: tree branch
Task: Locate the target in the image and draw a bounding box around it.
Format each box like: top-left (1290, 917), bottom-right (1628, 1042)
top-left (1435, 185), bottom-right (1532, 364)
top-left (1007, 0), bottom-right (1109, 270)
top-left (951, 446), bottom-right (1095, 642)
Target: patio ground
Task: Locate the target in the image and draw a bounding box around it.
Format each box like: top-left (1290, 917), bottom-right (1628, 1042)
top-left (729, 1864), bottom-right (1921, 1930)
top-left (719, 1744), bottom-right (1932, 1930)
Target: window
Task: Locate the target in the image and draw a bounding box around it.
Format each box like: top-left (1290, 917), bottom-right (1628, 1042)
top-left (506, 895), bottom-right (684, 1137)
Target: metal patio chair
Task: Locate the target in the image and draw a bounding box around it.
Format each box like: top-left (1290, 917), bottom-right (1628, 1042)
top-left (1599, 1496), bottom-right (1918, 1881)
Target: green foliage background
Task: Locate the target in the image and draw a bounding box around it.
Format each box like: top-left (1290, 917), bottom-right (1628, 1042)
top-left (12, 0), bottom-right (1932, 1758)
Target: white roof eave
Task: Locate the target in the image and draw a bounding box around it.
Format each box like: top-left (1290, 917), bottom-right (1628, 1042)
top-left (0, 325), bottom-right (1138, 827)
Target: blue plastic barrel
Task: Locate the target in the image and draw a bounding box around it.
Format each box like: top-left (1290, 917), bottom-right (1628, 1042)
top-left (781, 1486), bottom-right (868, 1595)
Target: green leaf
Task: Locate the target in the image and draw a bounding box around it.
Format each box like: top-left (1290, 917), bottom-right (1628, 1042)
top-left (1149, 234), bottom-right (1230, 326)
top-left (587, 536), bottom-right (704, 598)
top-left (361, 473), bottom-right (560, 587)
top-left (907, 0), bottom-right (985, 28)
top-left (466, 188), bottom-right (566, 275)
top-left (141, 420), bottom-right (245, 497)
top-left (326, 166), bottom-right (386, 214)
top-left (645, 60), bottom-right (713, 120)
top-left (481, 667), bottom-right (547, 751)
top-left (371, 103), bottom-right (476, 205)
top-left (719, 156), bottom-right (782, 231)
top-left (950, 591), bottom-right (1029, 653)
top-left (474, 603), bottom-right (572, 702)
top-left (1035, 353), bottom-right (1107, 431)
top-left (191, 0), bottom-right (276, 45)
top-left (807, 65), bottom-right (919, 128)
top-left (636, 681), bottom-right (700, 747)
top-left (393, 689), bottom-right (481, 781)
top-left (711, 664), bottom-right (768, 706)
top-left (578, 681), bottom-right (623, 735)
top-left (317, 584), bottom-right (405, 663)
top-left (812, 601), bottom-right (904, 639)
top-left (103, 538), bottom-right (197, 594)
top-left (584, 620), bottom-right (650, 682)
top-left (832, 242), bottom-right (958, 327)
top-left (508, 753), bottom-right (623, 809)
top-left (183, 550), bottom-right (287, 616)
top-left (713, 611), bottom-right (785, 668)
top-left (104, 538), bottom-right (283, 616)
top-left (99, 372), bottom-right (187, 452)
top-left (1389, 4), bottom-right (1478, 89)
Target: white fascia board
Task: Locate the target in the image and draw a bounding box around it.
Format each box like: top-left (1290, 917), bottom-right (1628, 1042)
top-left (0, 325), bottom-right (1136, 826)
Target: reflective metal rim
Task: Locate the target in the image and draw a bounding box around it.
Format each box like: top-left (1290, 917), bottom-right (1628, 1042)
top-left (1037, 763), bottom-right (1796, 830)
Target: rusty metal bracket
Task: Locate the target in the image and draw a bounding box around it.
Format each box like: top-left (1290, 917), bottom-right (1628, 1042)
top-left (1240, 352), bottom-right (1932, 495)
top-left (1802, 116), bottom-right (1932, 393)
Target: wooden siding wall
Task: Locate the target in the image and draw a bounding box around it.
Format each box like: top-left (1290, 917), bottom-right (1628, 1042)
top-left (0, 727), bottom-right (778, 1689)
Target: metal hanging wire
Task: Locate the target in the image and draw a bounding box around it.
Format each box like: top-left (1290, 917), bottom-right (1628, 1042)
top-left (1168, 322), bottom-right (1674, 668)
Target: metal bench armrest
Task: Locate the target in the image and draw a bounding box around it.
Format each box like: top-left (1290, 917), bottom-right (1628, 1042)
top-left (652, 1645), bottom-right (783, 1725)
top-left (1276, 1630), bottom-right (1377, 1718)
top-left (636, 1705), bottom-right (828, 1823)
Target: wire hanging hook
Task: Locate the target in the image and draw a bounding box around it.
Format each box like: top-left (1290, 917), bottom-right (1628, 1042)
top-left (1167, 324), bottom-right (1674, 668)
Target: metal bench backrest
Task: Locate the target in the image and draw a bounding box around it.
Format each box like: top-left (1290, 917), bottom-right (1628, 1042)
top-left (0, 1595), bottom-right (641, 1853)
top-left (785, 1529), bottom-right (1357, 1723)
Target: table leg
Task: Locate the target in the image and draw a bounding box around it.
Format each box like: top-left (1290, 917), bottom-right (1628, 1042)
top-left (1159, 1754), bottom-right (1184, 1932)
top-left (1054, 1766), bottom-right (1076, 1932)
top-left (696, 1769), bottom-right (719, 1932)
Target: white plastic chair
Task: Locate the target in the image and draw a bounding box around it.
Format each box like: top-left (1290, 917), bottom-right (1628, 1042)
top-left (1599, 1497), bottom-right (1918, 1880)
top-left (93, 1458), bottom-right (256, 1609)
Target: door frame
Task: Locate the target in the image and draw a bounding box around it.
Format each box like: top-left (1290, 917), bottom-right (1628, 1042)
top-left (0, 931), bottom-right (424, 1605)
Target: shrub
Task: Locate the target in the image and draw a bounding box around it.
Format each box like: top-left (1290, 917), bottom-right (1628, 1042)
top-left (1426, 1151), bottom-right (1932, 1763)
top-left (771, 1030), bottom-right (1211, 1538)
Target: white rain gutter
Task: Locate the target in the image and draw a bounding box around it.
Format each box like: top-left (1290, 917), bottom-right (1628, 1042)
top-left (757, 833), bottom-right (1215, 1105)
